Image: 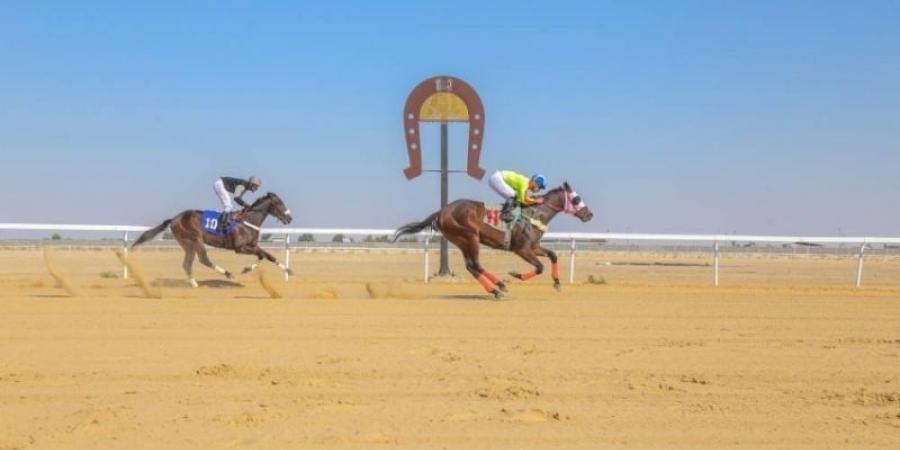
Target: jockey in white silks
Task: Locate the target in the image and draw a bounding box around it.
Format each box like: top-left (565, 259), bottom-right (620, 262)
top-left (212, 176), bottom-right (261, 231)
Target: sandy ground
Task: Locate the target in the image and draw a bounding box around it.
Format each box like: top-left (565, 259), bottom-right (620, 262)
top-left (1, 247), bottom-right (899, 449)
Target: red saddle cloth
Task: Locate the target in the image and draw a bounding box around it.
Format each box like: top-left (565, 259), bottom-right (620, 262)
top-left (483, 205), bottom-right (514, 232)
top-left (485, 208), bottom-right (502, 228)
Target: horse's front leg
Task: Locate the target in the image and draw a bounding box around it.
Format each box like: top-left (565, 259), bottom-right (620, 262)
top-left (509, 247), bottom-right (545, 284)
top-left (237, 246), bottom-right (265, 274)
top-left (257, 247), bottom-right (293, 276)
top-left (534, 245), bottom-right (562, 292)
top-left (238, 245), bottom-right (292, 276)
top-left (230, 230), bottom-right (262, 274)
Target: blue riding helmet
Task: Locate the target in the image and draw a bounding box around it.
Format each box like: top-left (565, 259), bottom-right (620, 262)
top-left (531, 174), bottom-right (547, 190)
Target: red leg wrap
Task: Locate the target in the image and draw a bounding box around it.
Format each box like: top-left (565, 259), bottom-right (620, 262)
top-left (476, 274), bottom-right (496, 292)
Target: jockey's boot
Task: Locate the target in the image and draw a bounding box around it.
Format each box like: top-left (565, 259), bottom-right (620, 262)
top-left (218, 212), bottom-right (231, 233)
top-left (500, 198), bottom-right (516, 223)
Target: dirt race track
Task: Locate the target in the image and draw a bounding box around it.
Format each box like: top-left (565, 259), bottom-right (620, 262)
top-left (1, 247), bottom-right (899, 449)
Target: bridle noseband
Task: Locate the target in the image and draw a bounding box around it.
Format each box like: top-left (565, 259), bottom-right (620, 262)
top-left (542, 189), bottom-right (579, 215)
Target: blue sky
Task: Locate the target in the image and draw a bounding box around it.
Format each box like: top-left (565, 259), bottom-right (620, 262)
top-left (1, 1), bottom-right (898, 235)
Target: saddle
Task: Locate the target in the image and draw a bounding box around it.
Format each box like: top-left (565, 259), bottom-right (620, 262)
top-left (201, 210), bottom-right (237, 237)
top-left (484, 204), bottom-right (518, 230)
top-left (483, 204), bottom-right (521, 250)
top-left (483, 204), bottom-right (550, 250)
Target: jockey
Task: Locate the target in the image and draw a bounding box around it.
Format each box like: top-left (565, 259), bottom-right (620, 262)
top-left (488, 170), bottom-right (546, 223)
top-left (213, 176), bottom-right (261, 229)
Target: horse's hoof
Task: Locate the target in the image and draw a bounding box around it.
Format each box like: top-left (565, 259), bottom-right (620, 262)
top-left (285, 268), bottom-right (294, 276)
top-left (241, 267), bottom-right (252, 274)
top-left (553, 282), bottom-right (562, 292)
top-left (491, 290), bottom-right (505, 300)
top-left (508, 272), bottom-right (522, 280)
top-left (189, 279), bottom-right (199, 288)
top-left (497, 282), bottom-right (509, 293)
top-left (224, 272), bottom-right (234, 280)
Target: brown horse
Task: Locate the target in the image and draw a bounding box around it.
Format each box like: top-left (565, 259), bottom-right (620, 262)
top-left (131, 192), bottom-right (294, 287)
top-left (393, 182), bottom-right (593, 299)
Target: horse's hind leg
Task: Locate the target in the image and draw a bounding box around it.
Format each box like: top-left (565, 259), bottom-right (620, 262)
top-left (174, 237), bottom-right (199, 288)
top-left (196, 244), bottom-right (233, 279)
top-left (466, 257), bottom-right (507, 298)
top-left (456, 238), bottom-right (506, 299)
top-left (183, 249), bottom-right (198, 288)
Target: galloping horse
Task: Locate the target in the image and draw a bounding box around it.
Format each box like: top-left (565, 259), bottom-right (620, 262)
top-left (393, 182), bottom-right (593, 299)
top-left (131, 192), bottom-right (294, 287)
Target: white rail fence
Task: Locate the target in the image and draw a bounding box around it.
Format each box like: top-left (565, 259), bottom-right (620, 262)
top-left (2, 223), bottom-right (899, 287)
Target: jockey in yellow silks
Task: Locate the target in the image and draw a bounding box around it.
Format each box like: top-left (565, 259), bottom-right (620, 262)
top-left (487, 170), bottom-right (547, 222)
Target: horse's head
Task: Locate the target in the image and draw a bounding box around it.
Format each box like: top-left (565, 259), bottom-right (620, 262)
top-left (555, 181), bottom-right (593, 222)
top-left (258, 192), bottom-right (293, 225)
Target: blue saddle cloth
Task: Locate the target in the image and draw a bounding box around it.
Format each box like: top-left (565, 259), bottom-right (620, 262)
top-left (201, 210), bottom-right (235, 236)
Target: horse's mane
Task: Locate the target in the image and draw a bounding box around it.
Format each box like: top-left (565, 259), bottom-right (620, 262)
top-left (249, 192), bottom-right (276, 209)
top-left (545, 186), bottom-right (565, 196)
top-left (539, 185), bottom-right (568, 203)
top-left (527, 184), bottom-right (568, 210)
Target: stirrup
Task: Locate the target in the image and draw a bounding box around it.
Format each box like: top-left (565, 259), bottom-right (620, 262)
top-left (503, 221), bottom-right (515, 250)
top-left (219, 212), bottom-right (231, 233)
top-left (500, 200), bottom-right (515, 223)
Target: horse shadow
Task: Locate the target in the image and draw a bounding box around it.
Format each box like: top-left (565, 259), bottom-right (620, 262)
top-left (151, 278), bottom-right (244, 289)
top-left (437, 294), bottom-right (501, 301)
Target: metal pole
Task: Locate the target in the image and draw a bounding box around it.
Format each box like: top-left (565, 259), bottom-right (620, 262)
top-left (568, 238), bottom-right (576, 284)
top-left (122, 231), bottom-right (129, 280)
top-left (855, 243), bottom-right (866, 288)
top-left (284, 234), bottom-right (291, 281)
top-left (713, 241), bottom-right (720, 287)
top-left (423, 234), bottom-right (431, 283)
top-left (438, 121), bottom-right (451, 276)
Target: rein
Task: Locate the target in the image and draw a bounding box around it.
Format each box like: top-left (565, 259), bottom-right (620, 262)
top-left (518, 187), bottom-right (580, 233)
top-left (538, 189), bottom-right (577, 214)
top-left (240, 197), bottom-right (272, 231)
top-left (241, 194), bottom-right (289, 231)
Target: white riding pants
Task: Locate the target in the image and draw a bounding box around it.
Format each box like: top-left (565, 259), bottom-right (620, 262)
top-left (213, 179), bottom-right (236, 212)
top-left (488, 170), bottom-right (516, 200)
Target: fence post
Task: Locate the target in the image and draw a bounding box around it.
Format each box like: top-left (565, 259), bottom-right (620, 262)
top-left (284, 234), bottom-right (292, 281)
top-left (855, 243), bottom-right (866, 288)
top-left (423, 233), bottom-right (432, 283)
top-left (713, 241), bottom-right (720, 287)
top-left (568, 238), bottom-right (576, 284)
top-left (122, 231), bottom-right (129, 280)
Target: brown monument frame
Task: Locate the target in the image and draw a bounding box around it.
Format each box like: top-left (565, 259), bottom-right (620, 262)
top-left (403, 75), bottom-right (486, 180)
top-left (402, 75), bottom-right (486, 276)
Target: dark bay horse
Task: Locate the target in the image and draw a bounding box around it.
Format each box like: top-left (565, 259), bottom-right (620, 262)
top-left (131, 192), bottom-right (293, 287)
top-left (394, 182), bottom-right (593, 299)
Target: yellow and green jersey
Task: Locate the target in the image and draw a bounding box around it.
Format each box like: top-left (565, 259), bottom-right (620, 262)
top-left (500, 170), bottom-right (531, 203)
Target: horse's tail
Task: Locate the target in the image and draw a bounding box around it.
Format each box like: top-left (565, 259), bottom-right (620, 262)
top-left (392, 212), bottom-right (440, 242)
top-left (131, 218), bottom-right (173, 248)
